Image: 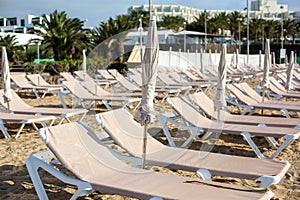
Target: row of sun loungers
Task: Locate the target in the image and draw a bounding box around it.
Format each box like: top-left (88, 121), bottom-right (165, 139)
top-left (3, 65), bottom-right (300, 199)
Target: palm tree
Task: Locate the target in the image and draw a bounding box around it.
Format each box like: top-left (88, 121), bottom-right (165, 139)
top-left (213, 12), bottom-right (229, 35)
top-left (128, 9), bottom-right (150, 28)
top-left (263, 20), bottom-right (280, 42)
top-left (187, 13), bottom-right (205, 32)
top-left (37, 10), bottom-right (88, 61)
top-left (227, 11), bottom-right (244, 40)
top-left (283, 18), bottom-right (298, 44)
top-left (157, 16), bottom-right (186, 31)
top-left (249, 18), bottom-right (263, 42)
top-left (0, 34), bottom-right (20, 61)
top-left (92, 15), bottom-right (132, 63)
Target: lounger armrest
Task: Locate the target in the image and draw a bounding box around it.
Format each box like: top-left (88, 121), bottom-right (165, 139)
top-left (58, 90), bottom-right (73, 108)
top-left (26, 151), bottom-right (93, 200)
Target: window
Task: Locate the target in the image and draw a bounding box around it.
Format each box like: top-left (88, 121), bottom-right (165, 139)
top-left (7, 18), bottom-right (17, 26)
top-left (163, 7), bottom-right (171, 12)
top-left (20, 19), bottom-right (25, 26)
top-left (0, 19), bottom-right (4, 26)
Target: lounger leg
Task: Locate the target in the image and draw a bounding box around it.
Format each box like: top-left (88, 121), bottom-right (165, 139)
top-left (102, 100), bottom-right (112, 110)
top-left (280, 109), bottom-right (291, 118)
top-left (15, 123), bottom-right (26, 138)
top-left (41, 90), bottom-right (48, 98)
top-left (157, 115), bottom-right (176, 147)
top-left (32, 89), bottom-right (41, 99)
top-left (0, 120), bottom-right (10, 138)
top-left (197, 169), bottom-right (212, 181)
top-left (58, 92), bottom-right (69, 108)
top-left (240, 132), bottom-right (265, 159)
top-left (158, 114), bottom-right (203, 148)
top-left (270, 134), bottom-right (299, 159)
top-left (26, 151), bottom-right (93, 200)
top-left (256, 175), bottom-right (281, 188)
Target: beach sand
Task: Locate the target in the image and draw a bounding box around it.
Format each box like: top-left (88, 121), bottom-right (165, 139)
top-left (1, 78), bottom-right (300, 199)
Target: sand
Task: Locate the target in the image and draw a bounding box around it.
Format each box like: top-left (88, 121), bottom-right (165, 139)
top-left (1, 78), bottom-right (300, 200)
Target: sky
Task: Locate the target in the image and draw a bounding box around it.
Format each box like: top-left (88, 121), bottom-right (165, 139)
top-left (0, 0), bottom-right (299, 27)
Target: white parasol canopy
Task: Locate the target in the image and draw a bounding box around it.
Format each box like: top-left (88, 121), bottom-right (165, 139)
top-left (82, 49), bottom-right (87, 73)
top-left (213, 43), bottom-right (227, 118)
top-left (261, 39), bottom-right (271, 102)
top-left (134, 15), bottom-right (159, 168)
top-left (1, 46), bottom-right (12, 110)
top-left (285, 51), bottom-right (295, 91)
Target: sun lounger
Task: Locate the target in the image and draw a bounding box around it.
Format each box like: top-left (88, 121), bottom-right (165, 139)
top-left (59, 72), bottom-right (77, 82)
top-left (129, 74), bottom-right (187, 100)
top-left (190, 91), bottom-right (300, 128)
top-left (11, 75), bottom-right (62, 98)
top-left (26, 74), bottom-right (64, 88)
top-left (108, 69), bottom-right (184, 100)
top-left (95, 108), bottom-right (290, 188)
top-left (97, 69), bottom-right (117, 80)
top-left (268, 77), bottom-right (300, 98)
top-left (227, 84), bottom-right (300, 117)
top-left (26, 121), bottom-right (273, 199)
top-left (59, 81), bottom-right (141, 110)
top-left (0, 112), bottom-right (56, 138)
top-left (0, 89), bottom-right (87, 124)
top-left (74, 70), bottom-right (117, 86)
top-left (238, 82), bottom-right (300, 105)
top-left (80, 80), bottom-right (143, 98)
top-left (157, 72), bottom-right (207, 90)
top-left (159, 96), bottom-right (300, 159)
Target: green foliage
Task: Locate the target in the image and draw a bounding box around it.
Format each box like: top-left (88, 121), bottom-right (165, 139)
top-left (36, 10), bottom-right (91, 61)
top-left (107, 62), bottom-right (128, 74)
top-left (22, 60), bottom-right (82, 75)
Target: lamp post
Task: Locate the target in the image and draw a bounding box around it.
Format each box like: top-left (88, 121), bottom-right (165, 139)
top-left (280, 5), bottom-right (284, 50)
top-left (246, 0), bottom-right (249, 64)
top-left (149, 0), bottom-right (152, 16)
top-left (37, 42), bottom-right (40, 64)
top-left (204, 9), bottom-right (207, 50)
top-left (139, 16), bottom-right (143, 62)
top-left (262, 23), bottom-right (264, 51)
top-left (237, 18), bottom-right (242, 54)
top-left (183, 21), bottom-right (186, 52)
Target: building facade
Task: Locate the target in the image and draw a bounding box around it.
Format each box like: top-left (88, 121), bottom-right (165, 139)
top-left (0, 14), bottom-right (44, 33)
top-left (128, 0), bottom-right (298, 22)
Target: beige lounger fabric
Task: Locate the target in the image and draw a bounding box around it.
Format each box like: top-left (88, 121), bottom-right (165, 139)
top-left (45, 122), bottom-right (272, 200)
top-left (190, 92), bottom-right (300, 127)
top-left (98, 108), bottom-right (289, 181)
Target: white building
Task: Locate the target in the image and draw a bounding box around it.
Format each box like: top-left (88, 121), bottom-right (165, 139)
top-left (128, 0), bottom-right (297, 23)
top-left (0, 14), bottom-right (44, 33)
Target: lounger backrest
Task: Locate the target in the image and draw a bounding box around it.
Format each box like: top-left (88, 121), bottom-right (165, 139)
top-left (238, 83), bottom-right (262, 102)
top-left (270, 77), bottom-right (285, 91)
top-left (98, 69), bottom-right (115, 80)
top-left (108, 69), bottom-right (140, 91)
top-left (227, 84), bottom-right (257, 105)
top-left (98, 109), bottom-right (164, 156)
top-left (169, 97), bottom-right (214, 129)
top-left (130, 74), bottom-right (142, 86)
top-left (11, 75), bottom-right (34, 88)
top-left (27, 74), bottom-right (50, 86)
top-left (81, 80), bottom-right (111, 96)
top-left (157, 72), bottom-right (176, 85)
top-left (60, 72), bottom-right (76, 82)
top-left (74, 71), bottom-right (93, 81)
top-left (0, 89), bottom-right (31, 109)
top-left (63, 81), bottom-right (95, 98)
top-left (190, 92), bottom-right (229, 119)
top-left (183, 70), bottom-right (201, 81)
